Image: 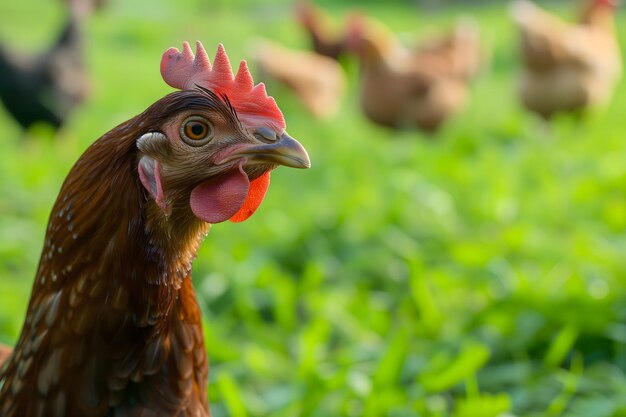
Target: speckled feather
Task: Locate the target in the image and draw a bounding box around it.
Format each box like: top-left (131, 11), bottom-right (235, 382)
top-left (0, 91), bottom-right (223, 417)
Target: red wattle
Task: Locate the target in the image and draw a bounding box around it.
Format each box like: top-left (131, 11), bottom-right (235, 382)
top-left (229, 172), bottom-right (271, 223)
top-left (189, 164), bottom-right (250, 224)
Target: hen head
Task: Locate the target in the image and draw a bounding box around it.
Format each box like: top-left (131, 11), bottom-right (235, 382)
top-left (138, 42), bottom-right (310, 228)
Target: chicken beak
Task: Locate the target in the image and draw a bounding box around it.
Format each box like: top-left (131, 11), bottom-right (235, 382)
top-left (237, 132), bottom-right (311, 169)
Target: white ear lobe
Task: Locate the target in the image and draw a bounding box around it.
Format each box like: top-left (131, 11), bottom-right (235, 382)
top-left (138, 156), bottom-right (171, 215)
top-left (137, 132), bottom-right (170, 155)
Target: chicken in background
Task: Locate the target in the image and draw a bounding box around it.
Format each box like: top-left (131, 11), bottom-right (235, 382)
top-left (253, 39), bottom-right (346, 119)
top-left (346, 13), bottom-right (482, 132)
top-left (0, 42), bottom-right (310, 416)
top-left (295, 0), bottom-right (348, 60)
top-left (0, 2), bottom-right (91, 131)
top-left (511, 0), bottom-right (621, 119)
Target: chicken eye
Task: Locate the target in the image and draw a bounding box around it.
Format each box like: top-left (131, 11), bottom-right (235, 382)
top-left (180, 117), bottom-right (212, 146)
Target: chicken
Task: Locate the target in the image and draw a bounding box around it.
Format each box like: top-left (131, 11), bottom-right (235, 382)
top-left (511, 0), bottom-right (621, 119)
top-left (0, 42), bottom-right (310, 417)
top-left (253, 39), bottom-right (346, 119)
top-left (346, 14), bottom-right (481, 132)
top-left (295, 1), bottom-right (347, 60)
top-left (0, 6), bottom-right (89, 130)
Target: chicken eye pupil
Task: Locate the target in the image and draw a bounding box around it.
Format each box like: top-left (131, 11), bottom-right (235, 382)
top-left (191, 123), bottom-right (204, 137)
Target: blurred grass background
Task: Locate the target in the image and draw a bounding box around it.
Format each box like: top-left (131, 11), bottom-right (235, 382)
top-left (1, 0), bottom-right (626, 416)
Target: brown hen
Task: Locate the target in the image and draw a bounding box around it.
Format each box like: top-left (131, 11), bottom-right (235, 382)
top-left (511, 0), bottom-right (621, 118)
top-left (0, 42), bottom-right (310, 417)
top-left (346, 14), bottom-right (482, 132)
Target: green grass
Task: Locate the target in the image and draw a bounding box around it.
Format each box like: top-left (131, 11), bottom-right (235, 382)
top-left (1, 1), bottom-right (626, 416)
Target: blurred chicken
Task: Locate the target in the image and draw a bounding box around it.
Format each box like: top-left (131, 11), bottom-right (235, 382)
top-left (0, 4), bottom-right (89, 130)
top-left (295, 1), bottom-right (347, 60)
top-left (346, 14), bottom-right (482, 132)
top-left (511, 0), bottom-right (621, 119)
top-left (253, 39), bottom-right (345, 119)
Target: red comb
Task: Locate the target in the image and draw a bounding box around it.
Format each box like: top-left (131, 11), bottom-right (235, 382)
top-left (161, 42), bottom-right (286, 131)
